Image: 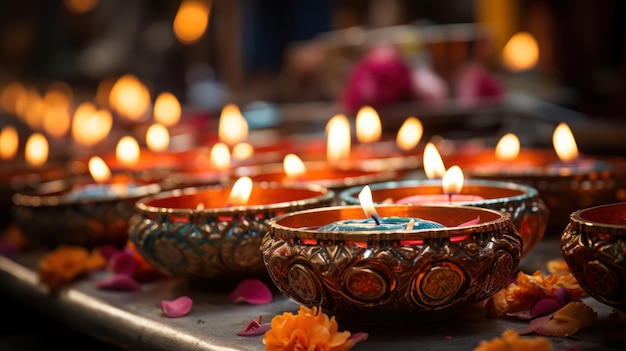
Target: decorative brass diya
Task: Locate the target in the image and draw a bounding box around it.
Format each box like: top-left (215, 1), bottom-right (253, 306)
top-left (128, 182), bottom-right (335, 286)
top-left (261, 205), bottom-right (522, 320)
top-left (339, 179), bottom-right (548, 256)
top-left (561, 202), bottom-right (626, 311)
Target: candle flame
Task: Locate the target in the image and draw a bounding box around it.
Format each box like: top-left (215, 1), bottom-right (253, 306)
top-left (495, 133), bottom-right (520, 161)
top-left (396, 116), bottom-right (423, 150)
top-left (218, 103), bottom-right (248, 146)
top-left (64, 0), bottom-right (99, 14)
top-left (0, 125), bottom-right (19, 160)
top-left (25, 133), bottom-right (49, 167)
top-left (423, 142), bottom-right (446, 179)
top-left (116, 136), bottom-right (141, 166)
top-left (153, 92), bottom-right (181, 127)
top-left (355, 106), bottom-right (381, 144)
top-left (88, 156), bottom-right (111, 183)
top-left (22, 89), bottom-right (45, 130)
top-left (358, 185), bottom-right (378, 219)
top-left (210, 142), bottom-right (231, 171)
top-left (173, 0), bottom-right (211, 45)
top-left (43, 105), bottom-right (71, 138)
top-left (109, 74), bottom-right (151, 121)
top-left (232, 142), bottom-right (254, 161)
top-left (502, 31), bottom-right (539, 72)
top-left (226, 176), bottom-right (253, 207)
top-left (146, 123), bottom-right (170, 152)
top-left (442, 165), bottom-right (464, 195)
top-left (552, 123), bottom-right (579, 162)
top-left (283, 153), bottom-right (306, 179)
top-left (0, 81), bottom-right (27, 115)
top-left (72, 104), bottom-right (113, 146)
top-left (326, 114), bottom-right (351, 166)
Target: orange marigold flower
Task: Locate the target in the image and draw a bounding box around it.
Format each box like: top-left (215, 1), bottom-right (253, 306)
top-left (546, 259), bottom-right (569, 274)
top-left (262, 305), bottom-right (368, 351)
top-left (473, 329), bottom-right (552, 351)
top-left (38, 245), bottom-right (105, 291)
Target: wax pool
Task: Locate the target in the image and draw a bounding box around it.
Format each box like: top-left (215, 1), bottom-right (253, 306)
top-left (318, 216), bottom-right (445, 232)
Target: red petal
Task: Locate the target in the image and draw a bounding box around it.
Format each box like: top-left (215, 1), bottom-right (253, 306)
top-left (228, 279), bottom-right (273, 305)
top-left (108, 250), bottom-right (138, 276)
top-left (236, 318), bottom-right (272, 336)
top-left (97, 274), bottom-right (141, 291)
top-left (160, 296), bottom-right (193, 318)
top-left (531, 299), bottom-right (563, 318)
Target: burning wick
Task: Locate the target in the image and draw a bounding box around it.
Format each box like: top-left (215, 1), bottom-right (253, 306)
top-left (406, 218), bottom-right (415, 230)
top-left (372, 213), bottom-right (381, 226)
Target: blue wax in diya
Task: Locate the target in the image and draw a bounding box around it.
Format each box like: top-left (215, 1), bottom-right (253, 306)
top-left (318, 216), bottom-right (445, 232)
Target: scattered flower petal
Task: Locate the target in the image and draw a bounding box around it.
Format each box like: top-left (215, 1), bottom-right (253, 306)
top-left (554, 301), bottom-right (596, 329)
top-left (97, 274), bottom-right (141, 291)
top-left (530, 298), bottom-right (563, 318)
top-left (160, 296), bottom-right (193, 318)
top-left (38, 245), bottom-right (105, 292)
top-left (229, 279), bottom-right (272, 305)
top-left (108, 249), bottom-right (137, 276)
top-left (262, 306), bottom-right (368, 351)
top-left (99, 245), bottom-right (119, 262)
top-left (521, 301), bottom-right (596, 337)
top-left (473, 329), bottom-right (552, 351)
top-left (547, 259), bottom-right (570, 274)
top-left (458, 216), bottom-right (480, 227)
top-left (237, 316), bottom-right (272, 336)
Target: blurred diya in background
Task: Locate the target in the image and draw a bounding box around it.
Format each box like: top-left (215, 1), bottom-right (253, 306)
top-left (442, 123), bottom-right (620, 233)
top-left (128, 176), bottom-right (335, 288)
top-left (339, 155), bottom-right (548, 256)
top-left (231, 152), bottom-right (398, 194)
top-left (12, 156), bottom-right (162, 249)
top-left (296, 107), bottom-right (425, 174)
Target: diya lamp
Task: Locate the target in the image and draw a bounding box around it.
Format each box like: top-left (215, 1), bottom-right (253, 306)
top-left (12, 155), bottom-right (162, 249)
top-left (339, 147), bottom-right (548, 255)
top-left (561, 202), bottom-right (626, 310)
top-left (261, 184), bottom-right (523, 321)
top-left (294, 107), bottom-right (424, 174)
top-left (444, 123), bottom-right (618, 233)
top-left (127, 176), bottom-right (335, 287)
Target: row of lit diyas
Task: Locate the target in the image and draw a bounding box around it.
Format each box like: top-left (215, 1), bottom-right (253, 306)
top-left (2, 77), bottom-right (626, 318)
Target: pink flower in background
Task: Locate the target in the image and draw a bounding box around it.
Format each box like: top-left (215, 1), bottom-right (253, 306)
top-left (341, 44), bottom-right (414, 113)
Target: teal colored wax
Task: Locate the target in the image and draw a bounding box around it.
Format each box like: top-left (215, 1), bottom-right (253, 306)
top-left (318, 216), bottom-right (445, 232)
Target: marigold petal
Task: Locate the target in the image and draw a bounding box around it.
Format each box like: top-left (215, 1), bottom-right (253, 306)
top-left (553, 301), bottom-right (596, 329)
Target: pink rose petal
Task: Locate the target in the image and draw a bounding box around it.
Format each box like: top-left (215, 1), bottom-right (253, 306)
top-left (520, 313), bottom-right (552, 335)
top-left (458, 216), bottom-right (480, 227)
top-left (108, 250), bottom-right (138, 276)
top-left (236, 317), bottom-right (272, 336)
top-left (160, 296), bottom-right (193, 318)
top-left (97, 274), bottom-right (141, 291)
top-left (99, 245), bottom-right (119, 261)
top-left (531, 299), bottom-right (563, 318)
top-left (228, 279), bottom-right (273, 305)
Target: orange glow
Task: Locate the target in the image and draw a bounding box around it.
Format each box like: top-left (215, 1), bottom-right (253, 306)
top-left (396, 116), bottom-right (423, 151)
top-left (355, 105), bottom-right (382, 144)
top-left (283, 153), bottom-right (306, 179)
top-left (210, 142), bottom-right (231, 171)
top-left (502, 31), bottom-right (539, 72)
top-left (218, 103), bottom-right (248, 146)
top-left (173, 0), bottom-right (212, 45)
top-left (0, 81), bottom-right (27, 114)
top-left (88, 156), bottom-right (111, 183)
top-left (552, 123), bottom-right (579, 162)
top-left (153, 92), bottom-right (181, 127)
top-left (44, 82), bottom-right (73, 109)
top-left (0, 125), bottom-right (18, 160)
top-left (423, 142), bottom-right (446, 179)
top-left (442, 165), bottom-right (464, 195)
top-left (64, 0), bottom-right (99, 13)
top-left (146, 123), bottom-right (170, 152)
top-left (495, 133), bottom-right (520, 161)
top-left (326, 114), bottom-right (351, 166)
top-left (25, 133), bottom-right (49, 167)
top-left (226, 176), bottom-right (253, 206)
top-left (115, 136), bottom-right (140, 166)
top-left (72, 103), bottom-right (113, 146)
top-left (43, 105), bottom-right (71, 138)
top-left (95, 77), bottom-right (115, 108)
top-left (358, 185), bottom-right (378, 219)
top-left (109, 74), bottom-right (151, 121)
top-left (232, 142), bottom-right (254, 161)
top-left (22, 89), bottom-right (45, 129)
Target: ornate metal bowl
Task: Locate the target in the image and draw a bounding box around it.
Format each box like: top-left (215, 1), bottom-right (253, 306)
top-left (262, 205), bottom-right (522, 320)
top-left (12, 175), bottom-right (162, 249)
top-left (561, 202), bottom-right (626, 310)
top-left (128, 182), bottom-right (335, 286)
top-left (339, 179), bottom-right (548, 256)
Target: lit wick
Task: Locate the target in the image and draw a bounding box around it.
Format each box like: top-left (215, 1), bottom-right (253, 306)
top-left (442, 165), bottom-right (463, 205)
top-left (372, 213), bottom-right (381, 226)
